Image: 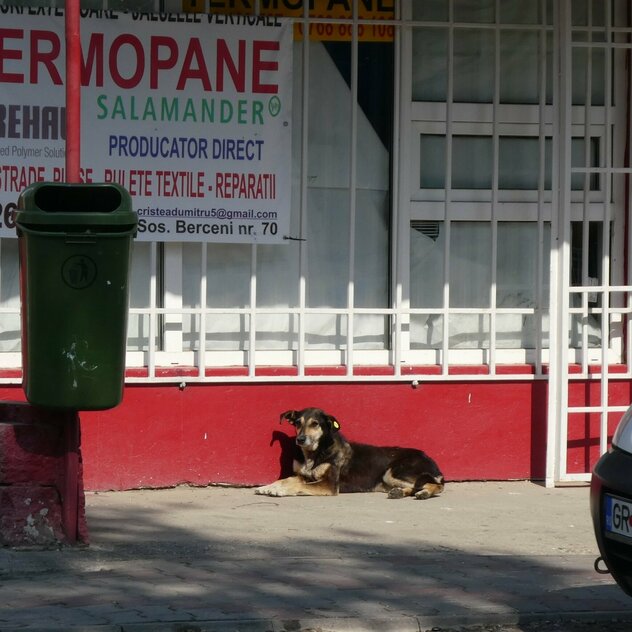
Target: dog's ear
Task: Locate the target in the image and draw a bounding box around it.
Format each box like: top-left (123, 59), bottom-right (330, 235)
top-left (280, 410), bottom-right (299, 425)
top-left (325, 414), bottom-right (341, 432)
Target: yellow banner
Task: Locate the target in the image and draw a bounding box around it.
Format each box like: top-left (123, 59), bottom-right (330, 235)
top-left (293, 21), bottom-right (394, 41)
top-left (182, 0), bottom-right (206, 12)
top-left (206, 0), bottom-right (394, 18)
top-left (196, 1), bottom-right (395, 41)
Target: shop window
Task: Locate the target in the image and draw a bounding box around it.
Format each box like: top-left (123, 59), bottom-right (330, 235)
top-left (418, 135), bottom-right (600, 192)
top-left (306, 38), bottom-right (392, 355)
top-left (406, 0), bottom-right (621, 367)
top-left (0, 1), bottom-right (394, 377)
top-left (142, 20), bottom-right (393, 367)
top-left (410, 221), bottom-right (551, 351)
top-left (569, 221), bottom-right (609, 349)
top-left (412, 26), bottom-right (553, 105)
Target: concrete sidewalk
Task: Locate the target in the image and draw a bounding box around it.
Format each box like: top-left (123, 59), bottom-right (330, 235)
top-left (1, 481), bottom-right (632, 631)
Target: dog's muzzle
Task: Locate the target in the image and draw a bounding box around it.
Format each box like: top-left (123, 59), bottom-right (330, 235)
top-left (296, 433), bottom-right (318, 450)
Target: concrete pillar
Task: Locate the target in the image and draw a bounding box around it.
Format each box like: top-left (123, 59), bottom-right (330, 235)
top-left (0, 402), bottom-right (87, 547)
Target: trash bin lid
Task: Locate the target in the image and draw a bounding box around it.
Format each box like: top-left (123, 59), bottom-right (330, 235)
top-left (17, 182), bottom-right (137, 230)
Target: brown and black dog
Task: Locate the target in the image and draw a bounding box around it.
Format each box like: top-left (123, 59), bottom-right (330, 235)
top-left (255, 407), bottom-right (444, 499)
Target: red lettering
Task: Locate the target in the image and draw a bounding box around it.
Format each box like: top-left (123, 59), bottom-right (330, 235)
top-left (0, 28), bottom-right (23, 84)
top-left (252, 40), bottom-right (278, 94)
top-left (0, 27), bottom-right (284, 93)
top-left (176, 38), bottom-right (211, 91)
top-left (0, 165), bottom-right (45, 192)
top-left (81, 32), bottom-right (104, 87)
top-left (109, 34), bottom-right (144, 89)
top-left (216, 38), bottom-right (245, 92)
top-left (150, 36), bottom-right (178, 90)
top-left (215, 172), bottom-right (224, 197)
top-left (30, 30), bottom-right (62, 85)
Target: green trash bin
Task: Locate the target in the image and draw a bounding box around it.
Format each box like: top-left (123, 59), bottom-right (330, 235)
top-left (16, 182), bottom-right (137, 410)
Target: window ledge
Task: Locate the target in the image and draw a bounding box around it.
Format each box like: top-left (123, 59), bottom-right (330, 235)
top-left (0, 364), bottom-right (627, 383)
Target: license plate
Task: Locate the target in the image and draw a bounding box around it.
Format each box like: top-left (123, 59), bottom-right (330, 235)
top-left (605, 494), bottom-right (632, 540)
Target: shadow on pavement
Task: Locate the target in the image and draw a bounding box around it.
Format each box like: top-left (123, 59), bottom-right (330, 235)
top-left (2, 487), bottom-right (632, 630)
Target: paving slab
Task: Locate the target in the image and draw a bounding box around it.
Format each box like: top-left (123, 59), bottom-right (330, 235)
top-left (1, 482), bottom-right (632, 631)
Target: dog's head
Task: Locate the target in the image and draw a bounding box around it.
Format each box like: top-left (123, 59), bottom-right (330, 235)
top-left (280, 407), bottom-right (340, 452)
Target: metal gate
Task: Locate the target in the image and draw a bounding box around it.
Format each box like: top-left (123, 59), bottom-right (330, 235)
top-left (547, 0), bottom-right (632, 486)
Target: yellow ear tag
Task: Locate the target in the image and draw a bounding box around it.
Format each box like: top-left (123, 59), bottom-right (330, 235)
top-left (333, 420), bottom-right (340, 430)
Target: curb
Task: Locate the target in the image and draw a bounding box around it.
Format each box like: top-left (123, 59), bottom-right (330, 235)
top-left (10, 612), bottom-right (632, 632)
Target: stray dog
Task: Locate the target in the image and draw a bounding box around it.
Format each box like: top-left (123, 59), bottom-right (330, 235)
top-left (255, 407), bottom-right (444, 499)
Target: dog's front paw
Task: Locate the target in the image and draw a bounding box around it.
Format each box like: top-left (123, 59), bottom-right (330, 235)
top-left (255, 482), bottom-right (287, 497)
top-left (387, 487), bottom-right (406, 499)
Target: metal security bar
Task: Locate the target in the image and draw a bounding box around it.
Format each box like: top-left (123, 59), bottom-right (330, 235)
top-left (117, 1), bottom-right (560, 384)
top-left (548, 0), bottom-right (632, 485)
top-left (404, 0), bottom-right (555, 375)
top-left (0, 1), bottom-right (562, 384)
top-left (123, 4), bottom-right (405, 383)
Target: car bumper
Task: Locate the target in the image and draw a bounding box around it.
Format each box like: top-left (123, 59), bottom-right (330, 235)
top-left (591, 447), bottom-right (632, 597)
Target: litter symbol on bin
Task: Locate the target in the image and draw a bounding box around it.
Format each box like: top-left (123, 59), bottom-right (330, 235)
top-left (62, 255), bottom-right (97, 289)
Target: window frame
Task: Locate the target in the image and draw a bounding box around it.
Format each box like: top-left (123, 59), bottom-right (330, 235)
top-left (398, 0), bottom-right (628, 372)
top-left (124, 3), bottom-right (400, 379)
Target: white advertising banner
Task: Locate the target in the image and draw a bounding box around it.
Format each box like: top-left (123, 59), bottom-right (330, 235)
top-left (0, 9), bottom-right (293, 243)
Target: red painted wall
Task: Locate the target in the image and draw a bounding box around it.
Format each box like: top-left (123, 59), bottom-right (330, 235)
top-left (0, 401), bottom-right (88, 546)
top-left (2, 376), bottom-right (630, 491)
top-left (566, 379), bottom-right (632, 475)
top-left (74, 380), bottom-right (549, 490)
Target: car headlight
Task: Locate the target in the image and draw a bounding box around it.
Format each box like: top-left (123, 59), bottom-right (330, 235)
top-left (613, 405), bottom-right (632, 454)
